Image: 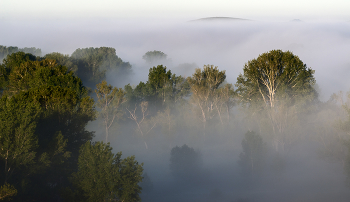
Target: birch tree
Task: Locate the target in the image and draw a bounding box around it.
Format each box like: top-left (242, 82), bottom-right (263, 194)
top-left (235, 50), bottom-right (317, 151)
top-left (95, 80), bottom-right (126, 142)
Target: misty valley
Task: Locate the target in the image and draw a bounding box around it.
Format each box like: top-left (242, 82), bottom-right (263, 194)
top-left (1, 26), bottom-right (350, 202)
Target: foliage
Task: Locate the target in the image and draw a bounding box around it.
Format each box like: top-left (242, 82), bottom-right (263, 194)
top-left (126, 65), bottom-right (189, 110)
top-left (235, 50), bottom-right (316, 152)
top-left (44, 52), bottom-right (78, 73)
top-left (0, 94), bottom-right (40, 184)
top-left (71, 141), bottom-right (143, 202)
top-left (0, 183), bottom-right (17, 201)
top-left (187, 65), bottom-right (234, 130)
top-left (0, 52), bottom-right (95, 200)
top-left (235, 49), bottom-right (316, 109)
top-left (71, 47), bottom-right (132, 88)
top-left (124, 65), bottom-right (189, 138)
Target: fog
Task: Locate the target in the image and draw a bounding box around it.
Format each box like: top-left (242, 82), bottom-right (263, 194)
top-left (2, 18), bottom-right (350, 100)
top-left (2, 17), bottom-right (350, 201)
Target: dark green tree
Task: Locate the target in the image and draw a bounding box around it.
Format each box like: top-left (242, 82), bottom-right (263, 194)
top-left (0, 52), bottom-right (95, 200)
top-left (0, 93), bottom-right (40, 198)
top-left (44, 52), bottom-right (78, 73)
top-left (70, 141), bottom-right (143, 202)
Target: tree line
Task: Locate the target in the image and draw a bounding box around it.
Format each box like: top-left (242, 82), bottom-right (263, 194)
top-left (1, 46), bottom-right (350, 200)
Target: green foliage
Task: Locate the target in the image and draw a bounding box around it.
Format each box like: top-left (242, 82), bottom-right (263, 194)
top-left (235, 49), bottom-right (317, 109)
top-left (44, 52), bottom-right (78, 73)
top-left (0, 93), bottom-right (41, 183)
top-left (125, 65), bottom-right (189, 110)
top-left (238, 131), bottom-right (265, 175)
top-left (0, 52), bottom-right (95, 200)
top-left (71, 141), bottom-right (143, 202)
top-left (0, 183), bottom-right (17, 201)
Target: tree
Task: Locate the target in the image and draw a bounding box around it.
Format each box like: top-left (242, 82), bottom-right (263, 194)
top-left (235, 50), bottom-right (316, 109)
top-left (95, 81), bottom-right (126, 142)
top-left (235, 50), bottom-right (317, 151)
top-left (0, 93), bottom-right (40, 184)
top-left (71, 47), bottom-right (132, 88)
top-left (124, 65), bottom-right (189, 140)
top-left (142, 50), bottom-right (168, 65)
top-left (0, 52), bottom-right (95, 200)
top-left (187, 65), bottom-right (233, 131)
top-left (169, 144), bottom-right (202, 180)
top-left (44, 52), bottom-right (78, 73)
top-left (71, 141), bottom-right (143, 202)
top-left (238, 131), bottom-right (265, 175)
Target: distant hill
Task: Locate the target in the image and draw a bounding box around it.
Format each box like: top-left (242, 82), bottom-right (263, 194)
top-left (189, 17), bottom-right (251, 22)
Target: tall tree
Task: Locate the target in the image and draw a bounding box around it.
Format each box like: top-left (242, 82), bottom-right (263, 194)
top-left (235, 50), bottom-right (317, 151)
top-left (235, 50), bottom-right (316, 109)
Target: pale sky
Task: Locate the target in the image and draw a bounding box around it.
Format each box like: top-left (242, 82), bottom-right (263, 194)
top-left (1, 0), bottom-right (349, 21)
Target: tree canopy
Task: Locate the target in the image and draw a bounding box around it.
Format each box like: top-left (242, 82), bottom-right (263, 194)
top-left (235, 50), bottom-right (317, 109)
top-left (70, 141), bottom-right (143, 202)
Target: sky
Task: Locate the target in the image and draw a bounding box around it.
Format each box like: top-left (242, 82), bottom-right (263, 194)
top-left (1, 0), bottom-right (350, 21)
